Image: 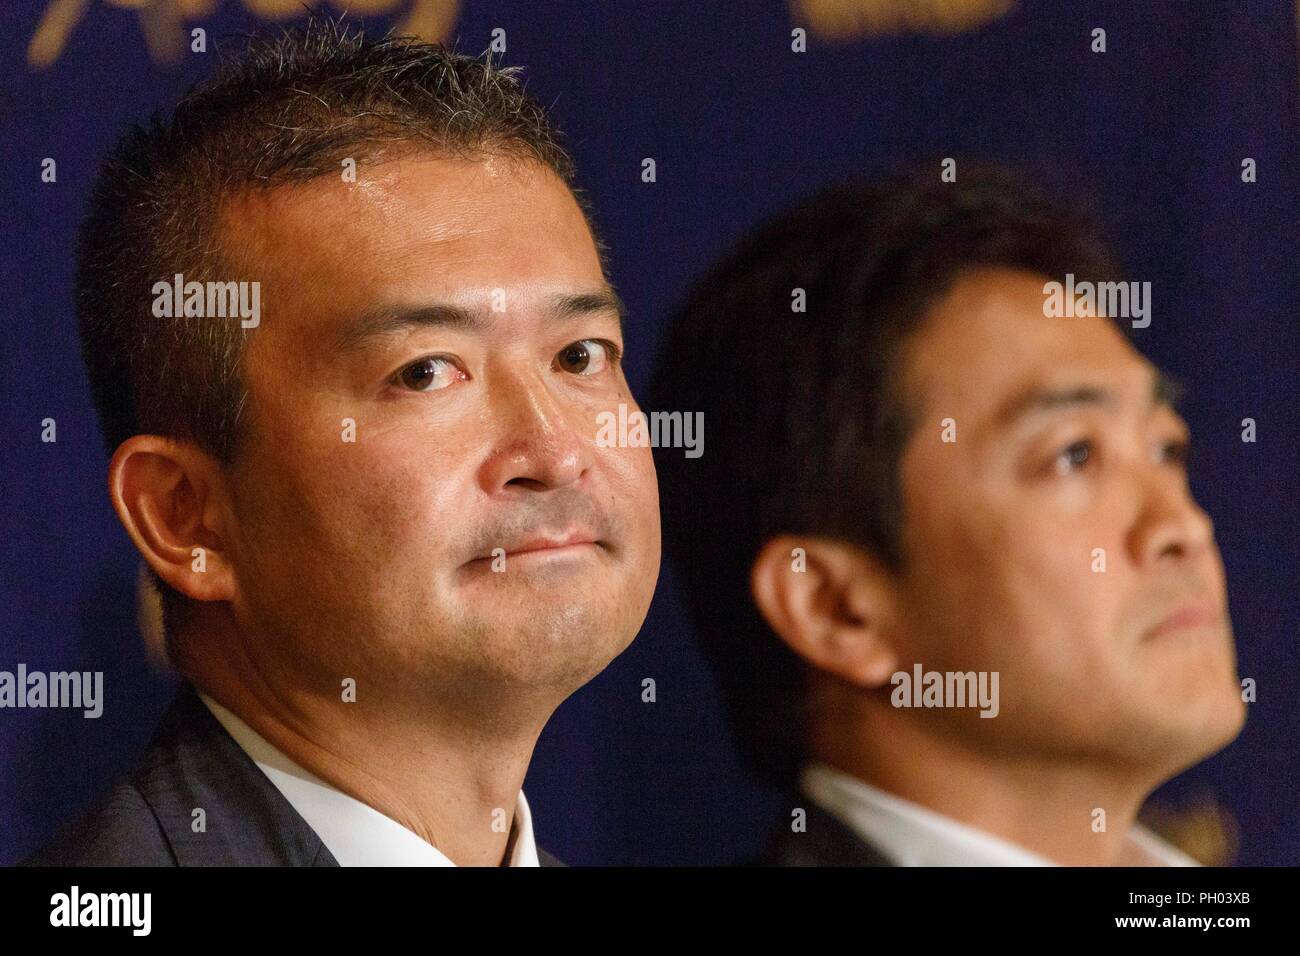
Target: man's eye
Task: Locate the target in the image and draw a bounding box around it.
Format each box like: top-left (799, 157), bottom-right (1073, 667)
top-left (396, 356), bottom-right (462, 392)
top-left (555, 339), bottom-right (618, 376)
top-left (1052, 439), bottom-right (1092, 475)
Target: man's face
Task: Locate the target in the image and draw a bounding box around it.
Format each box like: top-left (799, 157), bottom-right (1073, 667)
top-left (888, 267), bottom-right (1243, 772)
top-left (217, 155), bottom-right (660, 706)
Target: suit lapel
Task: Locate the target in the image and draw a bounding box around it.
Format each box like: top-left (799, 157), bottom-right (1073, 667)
top-left (136, 682), bottom-right (570, 867)
top-left (134, 682), bottom-right (338, 866)
top-left (537, 847), bottom-right (566, 867)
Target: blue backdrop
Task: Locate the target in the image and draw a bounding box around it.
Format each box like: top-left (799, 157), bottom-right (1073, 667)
top-left (2, 0), bottom-right (1297, 865)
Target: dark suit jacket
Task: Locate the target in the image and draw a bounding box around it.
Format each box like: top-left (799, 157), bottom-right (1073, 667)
top-left (21, 681), bottom-right (565, 867)
top-left (753, 796), bottom-right (895, 866)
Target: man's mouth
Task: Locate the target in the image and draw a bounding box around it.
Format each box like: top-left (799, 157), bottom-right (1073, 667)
top-left (467, 528), bottom-right (603, 565)
top-left (1144, 599), bottom-right (1225, 639)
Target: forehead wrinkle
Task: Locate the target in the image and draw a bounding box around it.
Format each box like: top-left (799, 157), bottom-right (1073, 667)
top-left (224, 164), bottom-right (511, 276)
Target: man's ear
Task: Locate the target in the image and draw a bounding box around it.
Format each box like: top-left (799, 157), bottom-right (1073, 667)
top-left (750, 535), bottom-right (899, 689)
top-left (107, 435), bottom-right (237, 605)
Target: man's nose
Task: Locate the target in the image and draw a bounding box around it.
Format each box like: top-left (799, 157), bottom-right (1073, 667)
top-left (476, 367), bottom-right (593, 494)
top-left (1128, 470), bottom-right (1216, 569)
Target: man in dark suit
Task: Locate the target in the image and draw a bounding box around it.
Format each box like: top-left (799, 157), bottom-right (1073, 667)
top-left (25, 684), bottom-right (567, 867)
top-left (26, 20), bottom-right (660, 867)
top-left (654, 166), bottom-right (1245, 866)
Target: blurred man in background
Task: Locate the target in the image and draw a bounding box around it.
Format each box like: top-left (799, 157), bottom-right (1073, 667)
top-left (653, 166), bottom-right (1245, 866)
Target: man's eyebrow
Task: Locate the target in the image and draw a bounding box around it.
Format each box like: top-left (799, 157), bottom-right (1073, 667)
top-left (994, 384), bottom-right (1115, 428)
top-left (993, 370), bottom-right (1183, 429)
top-left (335, 288), bottom-right (627, 356)
top-left (336, 302), bottom-right (481, 355)
top-left (550, 287), bottom-right (626, 333)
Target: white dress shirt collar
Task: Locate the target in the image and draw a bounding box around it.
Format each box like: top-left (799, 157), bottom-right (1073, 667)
top-left (800, 761), bottom-right (1200, 867)
top-left (198, 691), bottom-right (540, 867)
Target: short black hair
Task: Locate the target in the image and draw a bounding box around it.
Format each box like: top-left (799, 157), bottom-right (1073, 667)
top-left (76, 16), bottom-right (585, 666)
top-left (650, 163), bottom-right (1125, 789)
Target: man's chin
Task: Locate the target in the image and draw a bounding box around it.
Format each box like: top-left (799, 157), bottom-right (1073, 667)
top-left (1204, 687), bottom-right (1248, 751)
top-left (1143, 681), bottom-right (1247, 776)
top-left (466, 606), bottom-right (634, 689)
